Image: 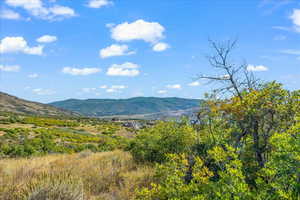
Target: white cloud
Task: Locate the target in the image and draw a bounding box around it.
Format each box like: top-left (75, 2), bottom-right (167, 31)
top-left (100, 44), bottom-right (135, 58)
top-left (157, 90), bottom-right (167, 94)
top-left (49, 5), bottom-right (75, 17)
top-left (188, 81), bottom-right (200, 87)
top-left (28, 73), bottom-right (38, 78)
top-left (106, 85), bottom-right (127, 93)
top-left (87, 0), bottom-right (113, 8)
top-left (152, 42), bottom-right (170, 52)
top-left (32, 88), bottom-right (55, 95)
top-left (272, 26), bottom-right (291, 31)
top-left (247, 64), bottom-right (268, 72)
top-left (99, 85), bottom-right (127, 93)
top-left (106, 88), bottom-right (116, 93)
top-left (5, 0), bottom-right (76, 20)
top-left (0, 64), bottom-right (20, 72)
top-left (5, 0), bottom-right (42, 9)
top-left (106, 23), bottom-right (115, 28)
top-left (106, 62), bottom-right (140, 77)
top-left (0, 37), bottom-right (27, 53)
top-left (0, 9), bottom-right (21, 20)
top-left (23, 45), bottom-right (43, 55)
top-left (290, 9), bottom-right (300, 31)
top-left (166, 84), bottom-right (181, 89)
top-left (62, 67), bottom-right (101, 76)
top-left (37, 35), bottom-right (57, 43)
top-left (110, 19), bottom-right (165, 43)
top-left (280, 49), bottom-right (300, 55)
top-left (0, 36), bottom-right (43, 55)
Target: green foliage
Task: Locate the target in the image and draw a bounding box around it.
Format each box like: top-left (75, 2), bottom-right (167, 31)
top-left (0, 121), bottom-right (128, 158)
top-left (137, 149), bottom-right (252, 200)
top-left (136, 83), bottom-right (300, 200)
top-left (96, 122), bottom-right (120, 135)
top-left (255, 119), bottom-right (300, 199)
top-left (22, 116), bottom-right (78, 127)
top-left (128, 121), bottom-right (197, 163)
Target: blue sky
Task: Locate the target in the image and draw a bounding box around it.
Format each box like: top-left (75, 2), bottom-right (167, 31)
top-left (0, 0), bottom-right (299, 103)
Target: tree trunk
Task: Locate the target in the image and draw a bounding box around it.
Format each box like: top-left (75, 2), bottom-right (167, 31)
top-left (252, 119), bottom-right (264, 167)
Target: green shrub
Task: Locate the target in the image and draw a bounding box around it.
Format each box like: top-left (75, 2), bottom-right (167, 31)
top-left (128, 121), bottom-right (197, 163)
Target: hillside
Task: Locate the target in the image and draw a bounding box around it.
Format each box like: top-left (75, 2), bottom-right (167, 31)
top-left (0, 92), bottom-right (77, 117)
top-left (49, 97), bottom-right (201, 117)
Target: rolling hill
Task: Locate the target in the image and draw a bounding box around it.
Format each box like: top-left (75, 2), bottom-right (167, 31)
top-left (0, 92), bottom-right (78, 116)
top-left (49, 97), bottom-right (202, 118)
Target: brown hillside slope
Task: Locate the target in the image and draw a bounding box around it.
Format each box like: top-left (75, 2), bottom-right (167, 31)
top-left (0, 91), bottom-right (78, 116)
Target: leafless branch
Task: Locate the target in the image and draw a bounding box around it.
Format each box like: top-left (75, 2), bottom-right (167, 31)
top-left (197, 39), bottom-right (260, 100)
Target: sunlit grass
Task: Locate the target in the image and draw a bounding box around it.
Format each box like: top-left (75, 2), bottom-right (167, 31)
top-left (0, 150), bottom-right (154, 200)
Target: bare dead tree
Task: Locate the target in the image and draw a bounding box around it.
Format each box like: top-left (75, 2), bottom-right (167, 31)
top-left (197, 39), bottom-right (260, 100)
top-left (196, 39), bottom-right (266, 168)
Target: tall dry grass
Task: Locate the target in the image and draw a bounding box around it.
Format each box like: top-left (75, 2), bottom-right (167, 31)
top-left (0, 150), bottom-right (154, 200)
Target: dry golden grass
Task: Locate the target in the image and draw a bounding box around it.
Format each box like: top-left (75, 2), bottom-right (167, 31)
top-left (0, 123), bottom-right (35, 129)
top-left (0, 151), bottom-right (154, 200)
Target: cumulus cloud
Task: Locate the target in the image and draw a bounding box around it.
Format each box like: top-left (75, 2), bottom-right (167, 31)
top-left (100, 44), bottom-right (135, 58)
top-left (106, 62), bottom-right (140, 77)
top-left (37, 35), bottom-right (57, 43)
top-left (28, 73), bottom-right (39, 78)
top-left (152, 42), bottom-right (170, 52)
top-left (0, 36), bottom-right (43, 55)
top-left (290, 9), bottom-right (300, 31)
top-left (4, 0), bottom-right (76, 20)
top-left (0, 9), bottom-right (21, 20)
top-left (0, 64), bottom-right (20, 72)
top-left (166, 84), bottom-right (181, 89)
top-left (87, 0), bottom-right (113, 8)
top-left (247, 64), bottom-right (268, 72)
top-left (188, 81), bottom-right (200, 87)
top-left (110, 19), bottom-right (165, 43)
top-left (62, 67), bottom-right (101, 76)
top-left (99, 85), bottom-right (108, 89)
top-left (32, 88), bottom-right (55, 95)
top-left (157, 90), bottom-right (167, 94)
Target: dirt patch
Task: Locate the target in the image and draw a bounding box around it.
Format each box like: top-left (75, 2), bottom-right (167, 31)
top-left (0, 131), bottom-right (5, 136)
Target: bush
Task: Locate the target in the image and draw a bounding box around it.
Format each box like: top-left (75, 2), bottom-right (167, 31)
top-left (128, 121), bottom-right (197, 163)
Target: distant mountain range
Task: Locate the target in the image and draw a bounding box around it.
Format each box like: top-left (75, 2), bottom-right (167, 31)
top-left (0, 92), bottom-right (201, 119)
top-left (0, 92), bottom-right (77, 117)
top-left (49, 97), bottom-right (202, 118)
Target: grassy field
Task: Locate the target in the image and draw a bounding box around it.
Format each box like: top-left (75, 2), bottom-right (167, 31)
top-left (0, 150), bottom-right (154, 200)
top-left (0, 113), bottom-right (137, 158)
